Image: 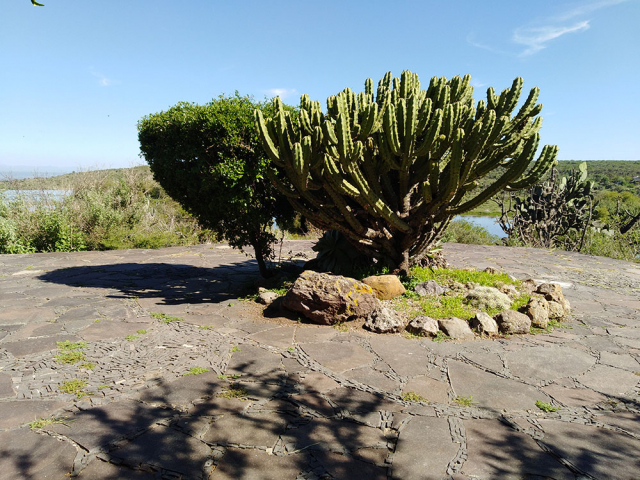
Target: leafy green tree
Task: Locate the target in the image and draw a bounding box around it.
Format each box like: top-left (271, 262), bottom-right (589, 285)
top-left (138, 93), bottom-right (297, 277)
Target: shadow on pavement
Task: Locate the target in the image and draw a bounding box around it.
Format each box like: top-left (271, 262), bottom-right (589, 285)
top-left (38, 261), bottom-right (260, 305)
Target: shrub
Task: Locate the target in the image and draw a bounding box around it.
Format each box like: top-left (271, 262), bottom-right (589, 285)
top-left (138, 93), bottom-right (298, 277)
top-left (255, 71), bottom-right (557, 274)
top-left (496, 162), bottom-right (595, 251)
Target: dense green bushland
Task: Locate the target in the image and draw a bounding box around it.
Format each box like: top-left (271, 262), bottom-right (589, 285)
top-left (138, 93), bottom-right (300, 277)
top-left (0, 167), bottom-right (213, 254)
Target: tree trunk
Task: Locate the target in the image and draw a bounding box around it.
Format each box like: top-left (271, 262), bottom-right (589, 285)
top-left (250, 238), bottom-right (273, 278)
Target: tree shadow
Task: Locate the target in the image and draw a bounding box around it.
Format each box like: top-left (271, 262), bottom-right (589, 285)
top-left (38, 260), bottom-right (261, 305)
top-left (0, 360), bottom-right (394, 479)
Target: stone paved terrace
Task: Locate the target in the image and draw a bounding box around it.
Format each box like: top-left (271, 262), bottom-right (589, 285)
top-left (0, 241), bottom-right (639, 480)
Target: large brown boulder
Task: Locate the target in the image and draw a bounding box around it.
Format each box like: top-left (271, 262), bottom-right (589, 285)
top-left (361, 275), bottom-right (406, 300)
top-left (282, 271), bottom-right (379, 325)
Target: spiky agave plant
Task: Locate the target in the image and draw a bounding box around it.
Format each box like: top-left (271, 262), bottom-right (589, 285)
top-left (255, 71), bottom-right (557, 274)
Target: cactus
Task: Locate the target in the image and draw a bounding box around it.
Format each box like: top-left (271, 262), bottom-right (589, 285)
top-left (255, 71), bottom-right (558, 273)
top-left (497, 162), bottom-right (595, 251)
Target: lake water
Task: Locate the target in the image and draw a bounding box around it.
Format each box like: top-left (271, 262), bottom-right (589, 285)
top-left (0, 190), bottom-right (71, 202)
top-left (454, 215), bottom-right (504, 238)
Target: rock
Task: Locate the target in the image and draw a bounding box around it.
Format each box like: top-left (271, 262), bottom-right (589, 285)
top-left (361, 275), bottom-right (406, 300)
top-left (499, 284), bottom-right (519, 298)
top-left (520, 278), bottom-right (538, 293)
top-left (465, 286), bottom-right (512, 311)
top-left (494, 310), bottom-right (531, 334)
top-left (414, 280), bottom-right (446, 297)
top-left (524, 296), bottom-right (549, 328)
top-left (437, 317), bottom-right (475, 339)
top-left (364, 307), bottom-right (404, 333)
top-left (484, 267), bottom-right (501, 274)
top-left (536, 283), bottom-right (562, 295)
top-left (258, 291), bottom-right (280, 305)
top-left (544, 291), bottom-right (571, 314)
top-left (469, 312), bottom-right (499, 335)
top-left (282, 270), bottom-right (379, 325)
top-left (406, 316), bottom-right (439, 337)
top-left (548, 301), bottom-right (566, 319)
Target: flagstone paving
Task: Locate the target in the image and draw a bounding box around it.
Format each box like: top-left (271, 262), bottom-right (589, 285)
top-left (0, 241), bottom-right (639, 479)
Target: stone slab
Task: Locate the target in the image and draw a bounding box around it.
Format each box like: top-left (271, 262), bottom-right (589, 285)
top-left (109, 425), bottom-right (211, 477)
top-left (324, 387), bottom-right (403, 413)
top-left (577, 365), bottom-right (639, 396)
top-left (202, 412), bottom-right (288, 447)
top-left (541, 384), bottom-right (608, 407)
top-left (77, 459), bottom-right (159, 479)
top-left (461, 419), bottom-right (573, 479)
top-left (293, 372), bottom-right (340, 393)
top-left (312, 450), bottom-right (388, 479)
top-left (225, 344), bottom-right (283, 376)
top-left (368, 335), bottom-right (432, 377)
top-left (505, 346), bottom-right (596, 383)
top-left (136, 372), bottom-right (222, 408)
top-left (0, 400), bottom-right (68, 431)
top-left (0, 372), bottom-right (15, 398)
top-left (212, 448), bottom-right (304, 480)
top-left (79, 321), bottom-right (153, 341)
top-left (539, 419), bottom-right (640, 479)
top-left (45, 399), bottom-right (175, 450)
top-left (344, 366), bottom-right (401, 392)
top-left (281, 417), bottom-right (387, 453)
top-left (448, 360), bottom-right (552, 411)
top-left (301, 342), bottom-right (375, 373)
top-left (0, 428), bottom-right (77, 478)
top-left (403, 376), bottom-right (449, 404)
top-left (1, 333), bottom-right (82, 357)
top-left (391, 417), bottom-right (458, 480)
top-left (598, 351), bottom-right (640, 371)
top-left (248, 325), bottom-right (296, 349)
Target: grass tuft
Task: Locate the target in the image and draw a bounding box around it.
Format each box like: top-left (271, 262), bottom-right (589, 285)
top-left (28, 416), bottom-right (68, 429)
top-left (59, 379), bottom-right (90, 398)
top-left (402, 392), bottom-right (427, 403)
top-left (453, 395), bottom-right (476, 407)
top-left (535, 400), bottom-right (561, 413)
top-left (217, 384), bottom-right (249, 400)
top-left (183, 367), bottom-right (209, 376)
top-left (150, 312), bottom-right (183, 323)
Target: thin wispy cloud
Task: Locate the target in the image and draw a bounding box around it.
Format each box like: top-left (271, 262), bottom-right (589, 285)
top-left (89, 68), bottom-right (119, 87)
top-left (513, 21), bottom-right (590, 57)
top-left (553, 0), bottom-right (629, 20)
top-left (266, 88), bottom-right (297, 99)
top-left (468, 0), bottom-right (629, 57)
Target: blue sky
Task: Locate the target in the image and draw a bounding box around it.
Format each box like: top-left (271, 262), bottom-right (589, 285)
top-left (1, 0), bottom-right (638, 175)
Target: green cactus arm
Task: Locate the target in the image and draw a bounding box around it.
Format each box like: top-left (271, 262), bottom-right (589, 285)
top-left (506, 145), bottom-right (558, 190)
top-left (449, 134), bottom-right (540, 214)
top-left (402, 95), bottom-right (418, 163)
top-left (414, 109), bottom-right (443, 157)
top-left (503, 87), bottom-right (540, 136)
top-left (500, 77), bottom-right (523, 117)
top-left (336, 113), bottom-right (354, 166)
top-left (266, 170), bottom-right (300, 198)
top-left (253, 110), bottom-right (282, 167)
top-left (300, 109), bottom-right (314, 135)
top-left (383, 103), bottom-right (402, 156)
top-left (346, 163), bottom-right (412, 233)
top-left (323, 181), bottom-right (367, 235)
top-left (322, 120), bottom-right (339, 145)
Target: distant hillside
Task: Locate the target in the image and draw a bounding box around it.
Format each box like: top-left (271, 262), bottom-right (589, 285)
top-left (0, 166), bottom-right (153, 191)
